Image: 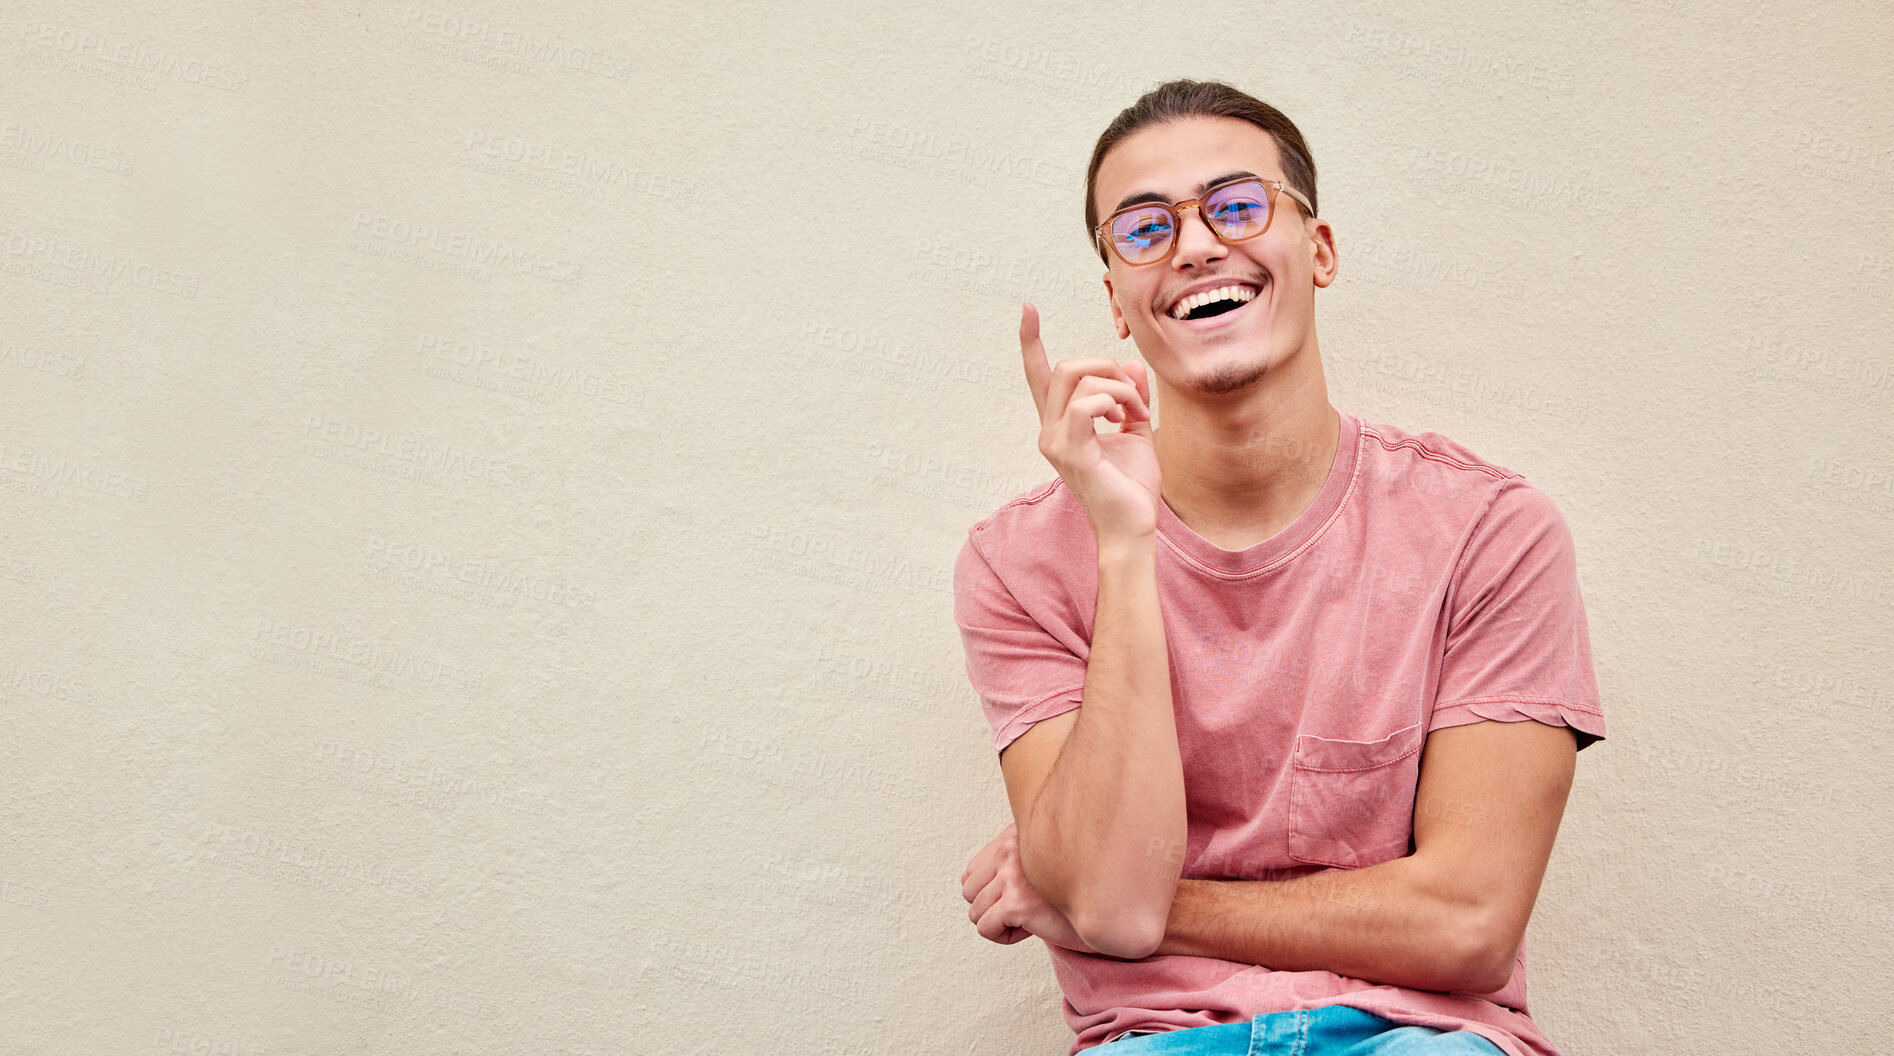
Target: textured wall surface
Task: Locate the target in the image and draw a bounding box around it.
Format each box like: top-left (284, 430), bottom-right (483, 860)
top-left (2, 1), bottom-right (1889, 1053)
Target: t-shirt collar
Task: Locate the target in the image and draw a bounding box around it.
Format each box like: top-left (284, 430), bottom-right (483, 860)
top-left (1152, 407), bottom-right (1361, 578)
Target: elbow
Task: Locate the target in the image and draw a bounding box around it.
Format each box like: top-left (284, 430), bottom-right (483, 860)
top-left (1460, 951), bottom-right (1518, 996)
top-left (1020, 837), bottom-right (1173, 961)
top-left (1067, 867), bottom-right (1176, 961)
top-left (1439, 910), bottom-right (1520, 994)
top-left (1073, 906), bottom-right (1167, 961)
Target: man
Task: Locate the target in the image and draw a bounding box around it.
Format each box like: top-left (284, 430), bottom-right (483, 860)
top-left (953, 79), bottom-right (1606, 1056)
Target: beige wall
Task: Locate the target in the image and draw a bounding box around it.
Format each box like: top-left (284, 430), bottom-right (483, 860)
top-left (2, 0), bottom-right (1889, 1053)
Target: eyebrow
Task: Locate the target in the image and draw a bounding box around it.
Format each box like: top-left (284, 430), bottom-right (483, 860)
top-left (1112, 171), bottom-right (1261, 213)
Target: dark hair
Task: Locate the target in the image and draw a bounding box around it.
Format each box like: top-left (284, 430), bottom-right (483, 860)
top-left (1085, 79), bottom-right (1319, 264)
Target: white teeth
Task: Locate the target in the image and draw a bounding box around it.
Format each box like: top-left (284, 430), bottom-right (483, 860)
top-left (1169, 284), bottom-right (1258, 320)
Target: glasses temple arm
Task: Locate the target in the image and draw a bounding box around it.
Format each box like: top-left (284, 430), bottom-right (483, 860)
top-left (1278, 183), bottom-right (1314, 216)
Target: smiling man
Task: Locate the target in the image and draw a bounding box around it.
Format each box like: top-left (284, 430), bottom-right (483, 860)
top-left (954, 79), bottom-right (1606, 1056)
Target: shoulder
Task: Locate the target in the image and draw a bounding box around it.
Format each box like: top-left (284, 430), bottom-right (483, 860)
top-left (1467, 475), bottom-right (1577, 559)
top-left (1345, 411), bottom-right (1577, 549)
top-left (1353, 413), bottom-right (1522, 488)
top-left (955, 476), bottom-right (1095, 593)
top-left (963, 475), bottom-right (1092, 554)
top-left (969, 474), bottom-right (1082, 527)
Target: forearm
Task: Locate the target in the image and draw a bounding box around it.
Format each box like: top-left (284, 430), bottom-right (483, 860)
top-left (1020, 534), bottom-right (1185, 958)
top-left (1153, 855), bottom-right (1498, 993)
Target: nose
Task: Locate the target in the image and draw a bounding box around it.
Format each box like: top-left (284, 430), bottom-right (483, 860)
top-left (1169, 203), bottom-right (1226, 269)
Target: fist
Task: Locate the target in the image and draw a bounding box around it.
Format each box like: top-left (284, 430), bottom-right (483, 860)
top-left (960, 822), bottom-right (1101, 954)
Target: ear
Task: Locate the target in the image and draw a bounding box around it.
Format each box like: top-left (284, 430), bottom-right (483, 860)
top-left (1103, 273), bottom-right (1131, 339)
top-left (1307, 217), bottom-right (1338, 289)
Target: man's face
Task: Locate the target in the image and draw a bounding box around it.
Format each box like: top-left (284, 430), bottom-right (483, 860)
top-left (1094, 115), bottom-right (1335, 396)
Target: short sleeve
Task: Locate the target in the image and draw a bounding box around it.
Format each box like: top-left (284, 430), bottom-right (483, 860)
top-left (1429, 479), bottom-right (1606, 751)
top-left (953, 534), bottom-right (1089, 755)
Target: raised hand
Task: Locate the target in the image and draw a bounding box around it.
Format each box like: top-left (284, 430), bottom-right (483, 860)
top-left (1019, 302), bottom-right (1161, 542)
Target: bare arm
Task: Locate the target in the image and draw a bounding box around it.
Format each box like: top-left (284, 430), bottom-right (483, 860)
top-left (988, 303), bottom-right (1182, 960)
top-left (1003, 534), bottom-right (1185, 960)
top-left (1152, 719), bottom-right (1577, 993)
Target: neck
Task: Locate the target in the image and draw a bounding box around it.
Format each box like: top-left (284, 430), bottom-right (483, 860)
top-left (1150, 338), bottom-right (1339, 550)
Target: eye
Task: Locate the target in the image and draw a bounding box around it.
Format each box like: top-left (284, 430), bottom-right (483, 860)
top-left (1207, 183), bottom-right (1270, 233)
top-left (1114, 208), bottom-right (1174, 248)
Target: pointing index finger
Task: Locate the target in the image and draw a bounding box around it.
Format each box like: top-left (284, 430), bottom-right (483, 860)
top-left (1020, 301), bottom-right (1050, 419)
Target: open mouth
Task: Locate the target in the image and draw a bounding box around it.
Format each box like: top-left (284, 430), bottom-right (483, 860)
top-left (1166, 281), bottom-right (1264, 327)
top-left (1185, 298), bottom-right (1245, 320)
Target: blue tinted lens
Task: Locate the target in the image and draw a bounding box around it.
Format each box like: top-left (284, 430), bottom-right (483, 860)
top-left (1111, 207), bottom-right (1174, 262)
top-left (1205, 181), bottom-right (1270, 238)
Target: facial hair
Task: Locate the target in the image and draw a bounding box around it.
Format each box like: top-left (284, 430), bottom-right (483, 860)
top-left (1192, 357), bottom-right (1268, 395)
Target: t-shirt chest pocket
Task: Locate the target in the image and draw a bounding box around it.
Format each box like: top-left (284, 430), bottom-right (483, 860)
top-left (1287, 721), bottom-right (1424, 869)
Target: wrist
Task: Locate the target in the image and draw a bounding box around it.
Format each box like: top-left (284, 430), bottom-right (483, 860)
top-left (1094, 530), bottom-right (1157, 565)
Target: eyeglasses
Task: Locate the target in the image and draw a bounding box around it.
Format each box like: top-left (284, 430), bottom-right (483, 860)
top-left (1094, 176), bottom-right (1314, 267)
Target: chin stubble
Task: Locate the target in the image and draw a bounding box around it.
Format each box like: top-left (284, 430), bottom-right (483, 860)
top-left (1192, 357), bottom-right (1271, 395)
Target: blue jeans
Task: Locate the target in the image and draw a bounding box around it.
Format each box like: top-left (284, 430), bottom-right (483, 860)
top-left (1105, 1005), bottom-right (1506, 1054)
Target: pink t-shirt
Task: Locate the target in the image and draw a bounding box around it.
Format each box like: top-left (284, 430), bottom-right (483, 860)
top-left (952, 407), bottom-right (1606, 1056)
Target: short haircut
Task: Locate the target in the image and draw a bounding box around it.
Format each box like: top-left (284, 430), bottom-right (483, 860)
top-left (1085, 79), bottom-right (1319, 264)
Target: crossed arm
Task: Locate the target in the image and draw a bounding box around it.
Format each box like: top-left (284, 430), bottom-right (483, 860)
top-left (962, 716), bottom-right (1578, 995)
